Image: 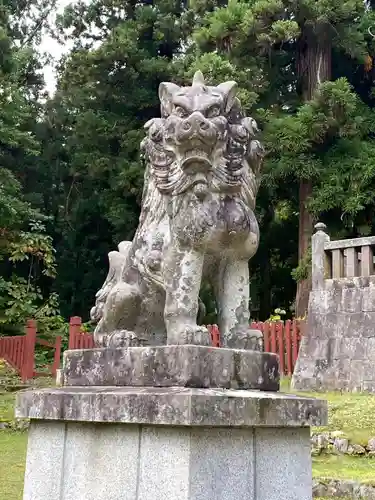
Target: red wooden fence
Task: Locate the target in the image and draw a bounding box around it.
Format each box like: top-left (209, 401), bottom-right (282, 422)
top-left (68, 318), bottom-right (303, 376)
top-left (0, 319), bottom-right (62, 382)
top-left (69, 316), bottom-right (95, 349)
top-left (250, 320), bottom-right (303, 376)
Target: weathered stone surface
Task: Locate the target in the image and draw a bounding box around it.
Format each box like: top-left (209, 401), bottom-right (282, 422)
top-left (16, 386), bottom-right (327, 427)
top-left (310, 430), bottom-right (375, 457)
top-left (292, 230), bottom-right (375, 391)
top-left (357, 485), bottom-right (375, 499)
top-left (23, 422), bottom-right (66, 500)
top-left (334, 437), bottom-right (349, 454)
top-left (255, 427), bottom-right (312, 500)
top-left (313, 479), bottom-right (357, 498)
top-left (312, 478), bottom-right (375, 498)
top-left (347, 443), bottom-right (366, 455)
top-left (55, 369), bottom-right (63, 387)
top-left (325, 235), bottom-right (375, 250)
top-left (342, 287), bottom-right (362, 312)
top-left (22, 421), bottom-right (314, 500)
top-left (89, 71), bottom-right (265, 350)
top-left (311, 223), bottom-right (330, 289)
top-left (362, 283), bottom-right (375, 311)
top-left (367, 437), bottom-right (375, 451)
top-left (63, 345), bottom-right (279, 391)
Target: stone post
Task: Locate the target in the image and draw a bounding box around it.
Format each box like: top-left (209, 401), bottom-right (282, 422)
top-left (311, 222), bottom-right (330, 290)
top-left (17, 345), bottom-right (327, 500)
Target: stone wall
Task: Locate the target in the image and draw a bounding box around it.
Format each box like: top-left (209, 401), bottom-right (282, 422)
top-left (292, 224), bottom-right (375, 392)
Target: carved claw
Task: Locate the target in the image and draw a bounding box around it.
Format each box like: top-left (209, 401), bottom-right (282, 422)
top-left (226, 329), bottom-right (263, 351)
top-left (106, 330), bottom-right (148, 348)
top-left (168, 325), bottom-right (211, 346)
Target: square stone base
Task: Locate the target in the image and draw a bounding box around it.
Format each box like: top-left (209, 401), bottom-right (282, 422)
top-left (18, 387), bottom-right (326, 500)
top-left (16, 386), bottom-right (327, 427)
top-left (63, 345), bottom-right (279, 391)
top-left (23, 420), bottom-right (312, 500)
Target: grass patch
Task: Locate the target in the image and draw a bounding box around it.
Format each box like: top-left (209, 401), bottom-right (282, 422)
top-left (0, 392), bottom-right (27, 499)
top-left (0, 391), bottom-right (16, 422)
top-left (313, 454), bottom-right (375, 484)
top-left (281, 377), bottom-right (375, 444)
top-left (0, 359), bottom-right (55, 393)
top-left (0, 431), bottom-right (27, 500)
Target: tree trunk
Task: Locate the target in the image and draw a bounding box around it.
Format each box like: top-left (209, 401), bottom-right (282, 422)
top-left (295, 30), bottom-right (331, 318)
top-left (295, 181), bottom-right (314, 317)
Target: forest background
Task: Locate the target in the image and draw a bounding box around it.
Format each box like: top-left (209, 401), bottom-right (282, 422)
top-left (2, 0), bottom-right (375, 341)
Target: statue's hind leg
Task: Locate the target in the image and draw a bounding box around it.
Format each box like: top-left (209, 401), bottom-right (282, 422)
top-left (214, 259), bottom-right (263, 351)
top-left (93, 282), bottom-right (142, 347)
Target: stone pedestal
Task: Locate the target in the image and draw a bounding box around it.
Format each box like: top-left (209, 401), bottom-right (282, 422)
top-left (17, 346), bottom-right (327, 500)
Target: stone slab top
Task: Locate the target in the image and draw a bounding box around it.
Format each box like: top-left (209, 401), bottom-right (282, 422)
top-left (16, 386), bottom-right (327, 428)
top-left (325, 236), bottom-right (375, 251)
top-left (63, 345), bottom-right (280, 391)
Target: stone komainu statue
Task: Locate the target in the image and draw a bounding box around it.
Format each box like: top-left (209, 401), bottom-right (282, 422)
top-left (90, 71), bottom-right (264, 349)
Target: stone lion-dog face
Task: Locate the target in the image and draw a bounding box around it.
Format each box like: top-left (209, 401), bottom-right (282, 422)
top-left (91, 71), bottom-right (264, 350)
top-left (142, 71), bottom-right (261, 206)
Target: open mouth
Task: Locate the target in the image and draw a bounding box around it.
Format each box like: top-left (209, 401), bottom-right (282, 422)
top-left (181, 150), bottom-right (211, 170)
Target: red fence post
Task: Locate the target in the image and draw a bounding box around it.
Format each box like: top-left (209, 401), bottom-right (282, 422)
top-left (69, 316), bottom-right (82, 349)
top-left (213, 324), bottom-right (220, 347)
top-left (262, 322), bottom-right (270, 352)
top-left (52, 336), bottom-right (62, 376)
top-left (270, 322), bottom-right (277, 353)
top-left (21, 319), bottom-right (37, 382)
top-left (284, 320), bottom-right (292, 376)
top-left (208, 325), bottom-right (220, 347)
top-left (276, 322), bottom-right (285, 375)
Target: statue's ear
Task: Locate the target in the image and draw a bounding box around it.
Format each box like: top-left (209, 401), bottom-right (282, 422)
top-left (159, 82), bottom-right (180, 116)
top-left (144, 118), bottom-right (155, 130)
top-left (242, 117), bottom-right (259, 136)
top-left (217, 81), bottom-right (238, 113)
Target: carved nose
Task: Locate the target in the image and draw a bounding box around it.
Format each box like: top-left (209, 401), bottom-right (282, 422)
top-left (199, 120), bottom-right (209, 131)
top-left (183, 112), bottom-right (210, 133)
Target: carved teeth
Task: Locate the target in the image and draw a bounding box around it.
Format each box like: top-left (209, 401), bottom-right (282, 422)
top-left (182, 149), bottom-right (208, 160)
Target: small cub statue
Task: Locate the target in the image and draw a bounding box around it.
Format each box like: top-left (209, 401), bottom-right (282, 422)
top-left (90, 71), bottom-right (264, 350)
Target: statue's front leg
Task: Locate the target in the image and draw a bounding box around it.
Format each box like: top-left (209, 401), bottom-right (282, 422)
top-left (215, 260), bottom-right (263, 351)
top-left (164, 245), bottom-right (210, 345)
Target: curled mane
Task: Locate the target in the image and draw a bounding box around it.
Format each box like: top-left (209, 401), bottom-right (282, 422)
top-left (137, 163), bottom-right (167, 231)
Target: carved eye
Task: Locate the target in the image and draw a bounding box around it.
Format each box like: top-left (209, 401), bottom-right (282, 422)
top-left (174, 105), bottom-right (189, 118)
top-left (206, 105), bottom-right (221, 118)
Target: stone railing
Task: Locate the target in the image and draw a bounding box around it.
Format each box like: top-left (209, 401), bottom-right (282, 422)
top-left (312, 222), bottom-right (375, 289)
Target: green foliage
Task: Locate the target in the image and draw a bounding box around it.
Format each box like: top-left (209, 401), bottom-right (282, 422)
top-left (2, 0), bottom-right (375, 326)
top-left (264, 78), bottom-right (369, 178)
top-left (291, 246), bottom-right (312, 283)
top-left (0, 0), bottom-right (61, 336)
top-left (0, 220), bottom-right (59, 333)
top-left (267, 308), bottom-right (287, 322)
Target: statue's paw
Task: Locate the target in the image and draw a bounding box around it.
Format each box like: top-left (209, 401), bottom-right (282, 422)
top-left (169, 325), bottom-right (211, 346)
top-left (106, 330), bottom-right (147, 348)
top-left (226, 329), bottom-right (263, 351)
